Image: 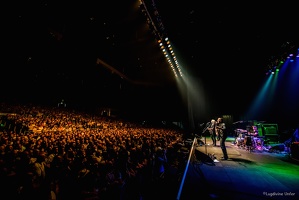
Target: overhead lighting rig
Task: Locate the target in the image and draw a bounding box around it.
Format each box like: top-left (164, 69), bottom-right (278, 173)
top-left (265, 42), bottom-right (298, 75)
top-left (139, 0), bottom-right (183, 78)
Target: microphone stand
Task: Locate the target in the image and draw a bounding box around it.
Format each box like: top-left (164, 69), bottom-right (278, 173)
top-left (202, 122), bottom-right (211, 154)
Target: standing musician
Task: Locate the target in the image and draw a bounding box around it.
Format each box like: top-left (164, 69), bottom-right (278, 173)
top-left (216, 117), bottom-right (228, 160)
top-left (207, 119), bottom-right (217, 146)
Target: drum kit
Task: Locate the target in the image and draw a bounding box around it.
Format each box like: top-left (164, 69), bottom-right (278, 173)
top-left (234, 127), bottom-right (264, 152)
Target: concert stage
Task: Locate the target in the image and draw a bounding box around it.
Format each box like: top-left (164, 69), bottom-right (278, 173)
top-left (178, 136), bottom-right (299, 200)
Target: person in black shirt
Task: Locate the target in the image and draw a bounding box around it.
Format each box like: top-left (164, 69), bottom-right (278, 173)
top-left (216, 117), bottom-right (228, 160)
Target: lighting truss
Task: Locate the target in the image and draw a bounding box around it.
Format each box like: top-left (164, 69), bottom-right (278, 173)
top-left (139, 0), bottom-right (183, 78)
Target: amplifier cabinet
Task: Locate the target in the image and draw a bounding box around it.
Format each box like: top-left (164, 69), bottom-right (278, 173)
top-left (261, 124), bottom-right (279, 143)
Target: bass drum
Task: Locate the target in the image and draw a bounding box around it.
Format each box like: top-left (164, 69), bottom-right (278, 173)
top-left (236, 132), bottom-right (246, 147)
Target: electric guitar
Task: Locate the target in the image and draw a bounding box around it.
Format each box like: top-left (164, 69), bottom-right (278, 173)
top-left (216, 124), bottom-right (225, 137)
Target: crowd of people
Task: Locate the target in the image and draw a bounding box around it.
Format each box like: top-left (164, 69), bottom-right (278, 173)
top-left (0, 102), bottom-right (189, 200)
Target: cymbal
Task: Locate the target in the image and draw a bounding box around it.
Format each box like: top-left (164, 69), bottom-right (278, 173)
top-left (233, 121), bottom-right (244, 124)
top-left (235, 129), bottom-right (247, 133)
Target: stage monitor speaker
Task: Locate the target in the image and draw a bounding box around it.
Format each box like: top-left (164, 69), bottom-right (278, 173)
top-left (195, 149), bottom-right (215, 165)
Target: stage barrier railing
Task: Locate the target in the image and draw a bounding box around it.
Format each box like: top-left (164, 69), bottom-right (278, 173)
top-left (176, 137), bottom-right (197, 200)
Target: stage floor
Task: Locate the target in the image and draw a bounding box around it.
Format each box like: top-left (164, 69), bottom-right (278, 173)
top-left (178, 136), bottom-right (299, 200)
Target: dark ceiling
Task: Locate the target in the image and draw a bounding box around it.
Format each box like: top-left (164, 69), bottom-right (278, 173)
top-left (2, 1), bottom-right (299, 125)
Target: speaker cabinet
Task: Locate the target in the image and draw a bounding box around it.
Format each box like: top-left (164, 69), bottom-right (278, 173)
top-left (262, 124), bottom-right (278, 135)
top-left (262, 124), bottom-right (279, 143)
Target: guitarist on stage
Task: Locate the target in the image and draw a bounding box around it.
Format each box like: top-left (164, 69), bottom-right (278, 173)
top-left (207, 119), bottom-right (217, 146)
top-left (216, 117), bottom-right (228, 160)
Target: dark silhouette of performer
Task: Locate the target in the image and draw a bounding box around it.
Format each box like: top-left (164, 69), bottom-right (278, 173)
top-left (207, 119), bottom-right (217, 146)
top-left (216, 117), bottom-right (228, 160)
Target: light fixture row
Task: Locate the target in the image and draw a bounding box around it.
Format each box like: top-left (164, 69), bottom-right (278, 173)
top-left (139, 0), bottom-right (183, 78)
